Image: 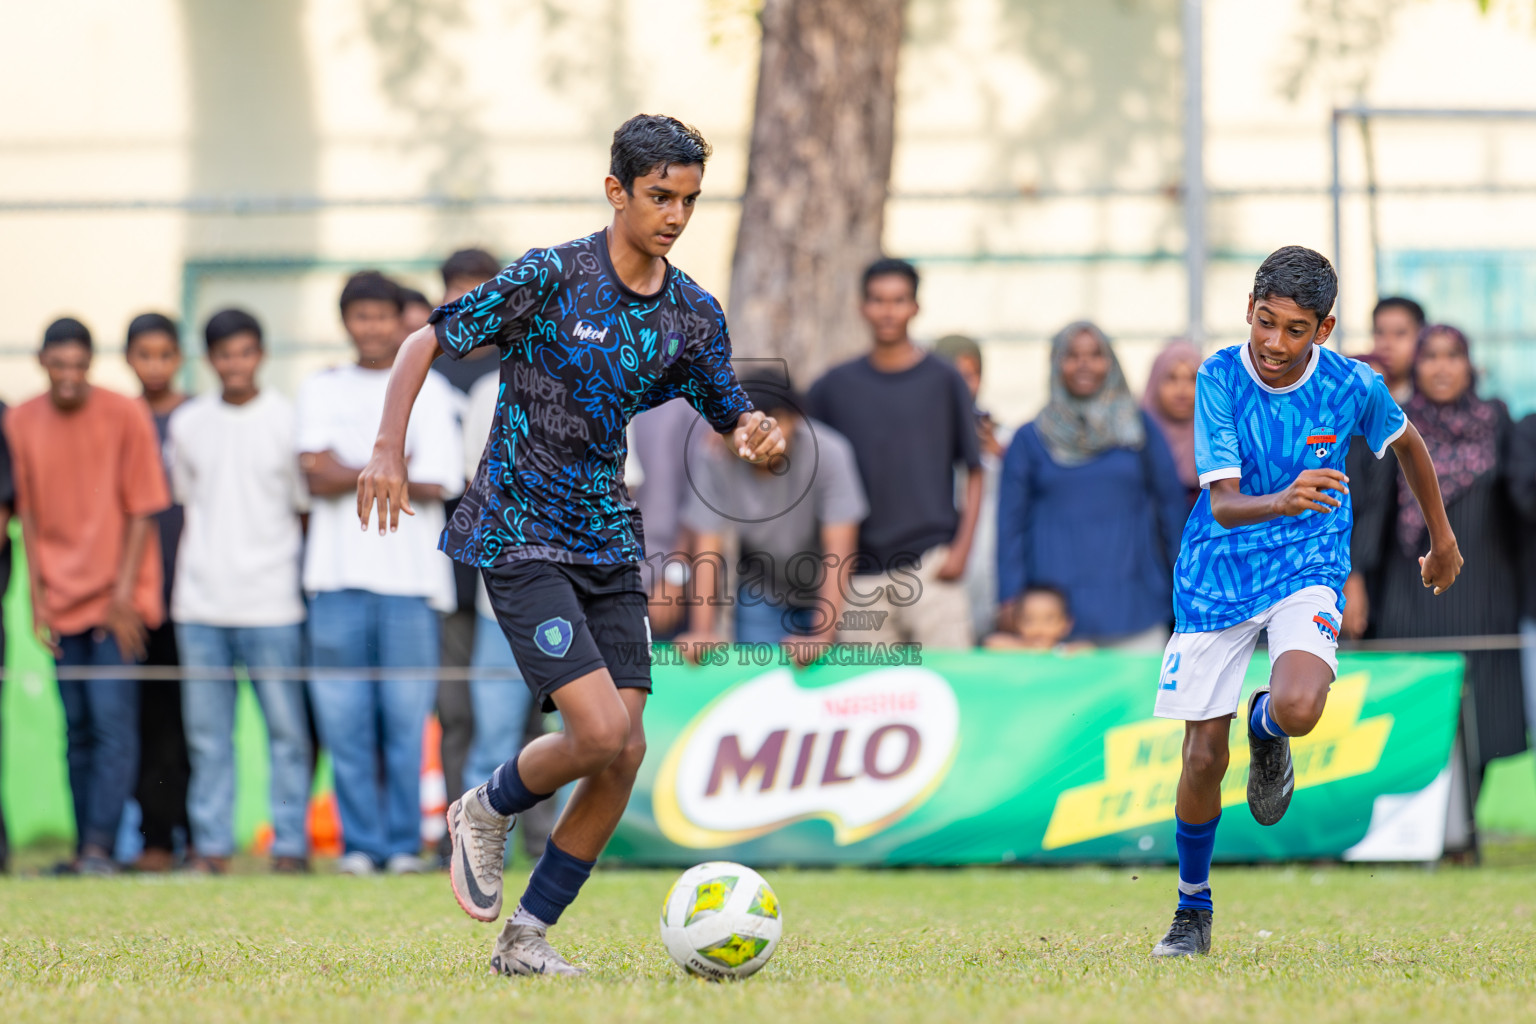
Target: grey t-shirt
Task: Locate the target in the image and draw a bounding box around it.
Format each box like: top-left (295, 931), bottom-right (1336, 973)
top-left (682, 417), bottom-right (868, 604)
top-left (631, 398), bottom-right (703, 558)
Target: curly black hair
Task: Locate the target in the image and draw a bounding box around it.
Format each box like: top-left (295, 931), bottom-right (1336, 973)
top-left (1252, 245), bottom-right (1338, 320)
top-left (610, 114), bottom-right (712, 194)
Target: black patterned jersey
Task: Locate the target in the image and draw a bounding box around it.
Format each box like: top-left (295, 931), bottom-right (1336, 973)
top-left (430, 229), bottom-right (751, 567)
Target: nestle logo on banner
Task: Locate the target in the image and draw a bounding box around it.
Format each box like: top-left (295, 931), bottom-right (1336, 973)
top-left (572, 320), bottom-right (608, 342)
top-left (652, 667), bottom-right (960, 847)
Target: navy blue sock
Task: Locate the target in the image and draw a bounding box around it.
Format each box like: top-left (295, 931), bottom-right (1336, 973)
top-left (1249, 691), bottom-right (1287, 740)
top-left (483, 755), bottom-right (551, 817)
top-left (1175, 813), bottom-right (1219, 913)
top-left (518, 838), bottom-right (595, 926)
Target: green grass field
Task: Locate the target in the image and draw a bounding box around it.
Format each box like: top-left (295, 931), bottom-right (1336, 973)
top-left (3, 859), bottom-right (1535, 1024)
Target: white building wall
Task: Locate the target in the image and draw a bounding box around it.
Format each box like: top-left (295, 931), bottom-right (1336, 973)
top-left (2, 0), bottom-right (1534, 424)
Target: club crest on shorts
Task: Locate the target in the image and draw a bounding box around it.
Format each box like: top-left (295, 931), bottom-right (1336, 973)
top-left (1312, 610), bottom-right (1340, 643)
top-left (1305, 430), bottom-right (1337, 460)
top-left (533, 617), bottom-right (574, 658)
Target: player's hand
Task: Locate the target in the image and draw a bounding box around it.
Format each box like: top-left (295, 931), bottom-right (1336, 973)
top-left (1271, 469), bottom-right (1349, 517)
top-left (732, 410), bottom-right (785, 464)
top-left (1419, 538), bottom-right (1464, 596)
top-left (104, 595), bottom-right (148, 662)
top-left (357, 444), bottom-right (414, 535)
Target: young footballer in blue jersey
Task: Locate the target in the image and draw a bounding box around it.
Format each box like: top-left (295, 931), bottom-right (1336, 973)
top-left (357, 115), bottom-right (786, 978)
top-left (1150, 246), bottom-right (1463, 958)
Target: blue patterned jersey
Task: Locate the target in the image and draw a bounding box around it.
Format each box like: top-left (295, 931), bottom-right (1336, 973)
top-left (430, 229), bottom-right (752, 567)
top-left (1173, 343), bottom-right (1406, 632)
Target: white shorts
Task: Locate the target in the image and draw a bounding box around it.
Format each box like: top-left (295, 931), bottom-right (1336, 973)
top-left (1153, 585), bottom-right (1341, 721)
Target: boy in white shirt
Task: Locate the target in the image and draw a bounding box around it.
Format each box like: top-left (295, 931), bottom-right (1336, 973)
top-left (170, 309), bottom-right (312, 874)
top-left (297, 271), bottom-right (464, 875)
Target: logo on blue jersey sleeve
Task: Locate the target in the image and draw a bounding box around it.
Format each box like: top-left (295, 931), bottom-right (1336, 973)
top-left (533, 617), bottom-right (574, 658)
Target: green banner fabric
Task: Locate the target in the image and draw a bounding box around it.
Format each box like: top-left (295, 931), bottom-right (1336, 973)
top-left (607, 651), bottom-right (1464, 866)
top-left (0, 669), bottom-right (279, 851)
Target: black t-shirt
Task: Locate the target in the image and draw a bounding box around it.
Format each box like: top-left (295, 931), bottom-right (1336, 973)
top-left (431, 347), bottom-right (499, 394)
top-left (807, 352), bottom-right (982, 570)
top-left (430, 229), bottom-right (752, 567)
top-left (150, 407), bottom-right (184, 605)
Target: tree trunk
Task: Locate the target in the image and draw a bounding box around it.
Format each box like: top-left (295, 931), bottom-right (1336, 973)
top-left (727, 0), bottom-right (904, 387)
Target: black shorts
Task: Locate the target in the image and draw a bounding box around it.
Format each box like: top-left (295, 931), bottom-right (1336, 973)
top-left (480, 560), bottom-right (652, 712)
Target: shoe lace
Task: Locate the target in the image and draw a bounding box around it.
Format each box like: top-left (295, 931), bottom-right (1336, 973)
top-left (1168, 908), bottom-right (1204, 939)
top-left (520, 930), bottom-right (572, 968)
top-left (467, 808), bottom-right (509, 879)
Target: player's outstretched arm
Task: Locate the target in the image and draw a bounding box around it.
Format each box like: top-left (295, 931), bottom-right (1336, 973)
top-left (1207, 468), bottom-right (1350, 530)
top-left (1389, 420), bottom-right (1463, 595)
top-left (356, 324), bottom-right (445, 535)
top-left (731, 410), bottom-right (786, 464)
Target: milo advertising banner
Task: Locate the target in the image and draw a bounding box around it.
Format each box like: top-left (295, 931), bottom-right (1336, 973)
top-left (607, 651), bottom-right (1463, 865)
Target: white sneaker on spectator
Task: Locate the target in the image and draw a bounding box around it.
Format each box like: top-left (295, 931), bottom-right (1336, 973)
top-left (336, 852), bottom-right (377, 876)
top-left (386, 853), bottom-right (431, 875)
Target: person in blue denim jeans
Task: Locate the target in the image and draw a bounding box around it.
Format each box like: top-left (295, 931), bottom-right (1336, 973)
top-left (297, 273), bottom-right (464, 875)
top-left (466, 576), bottom-right (532, 793)
top-left (7, 318), bottom-right (171, 876)
top-left (168, 310), bottom-right (314, 873)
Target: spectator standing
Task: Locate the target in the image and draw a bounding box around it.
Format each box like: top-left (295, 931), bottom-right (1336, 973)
top-left (0, 400), bottom-right (11, 873)
top-left (430, 249), bottom-right (503, 393)
top-left (123, 312), bottom-right (192, 871)
top-left (934, 334), bottom-right (1006, 641)
top-left (1369, 297), bottom-right (1426, 406)
top-left (807, 258), bottom-right (984, 648)
top-left (6, 318), bottom-right (169, 875)
top-left (997, 321), bottom-right (1187, 650)
top-left (459, 367), bottom-right (531, 795)
top-left (1342, 301), bottom-right (1423, 628)
top-left (427, 248), bottom-right (500, 865)
top-left (1141, 339), bottom-right (1204, 511)
top-left (1511, 413), bottom-right (1536, 776)
top-left (400, 287), bottom-right (433, 336)
top-left (679, 376), bottom-right (867, 660)
top-left (1350, 325), bottom-right (1525, 786)
top-left (460, 366), bottom-right (557, 859)
top-left (297, 272), bottom-right (464, 875)
top-left (629, 398), bottom-right (701, 641)
top-left (169, 309), bottom-right (313, 874)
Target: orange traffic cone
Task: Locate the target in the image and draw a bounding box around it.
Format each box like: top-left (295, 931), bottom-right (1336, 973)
top-left (308, 791), bottom-right (343, 858)
top-left (421, 714), bottom-right (447, 845)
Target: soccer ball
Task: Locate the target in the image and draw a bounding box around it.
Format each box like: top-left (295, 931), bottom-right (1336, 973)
top-left (659, 861), bottom-right (782, 980)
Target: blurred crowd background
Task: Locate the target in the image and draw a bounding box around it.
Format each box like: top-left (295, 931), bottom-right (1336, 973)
top-left (2, 255), bottom-right (1533, 876)
top-left (2, 0), bottom-right (1535, 874)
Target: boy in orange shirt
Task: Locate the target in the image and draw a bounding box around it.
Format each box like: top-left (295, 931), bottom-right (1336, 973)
top-left (6, 317), bottom-right (169, 875)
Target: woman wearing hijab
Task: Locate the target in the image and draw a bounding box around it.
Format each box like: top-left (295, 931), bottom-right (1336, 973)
top-left (1351, 324), bottom-right (1524, 786)
top-left (1142, 339), bottom-right (1203, 510)
top-left (996, 321), bottom-right (1189, 649)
